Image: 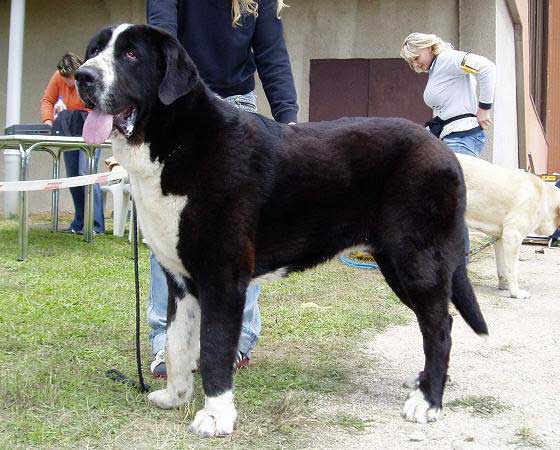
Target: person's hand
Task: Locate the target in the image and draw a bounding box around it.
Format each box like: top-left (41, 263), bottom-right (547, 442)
top-left (44, 120), bottom-right (53, 126)
top-left (476, 108), bottom-right (492, 129)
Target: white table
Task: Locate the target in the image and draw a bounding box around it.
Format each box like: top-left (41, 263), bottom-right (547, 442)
top-left (0, 134), bottom-right (111, 260)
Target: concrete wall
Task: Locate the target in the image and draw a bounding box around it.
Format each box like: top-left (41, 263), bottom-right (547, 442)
top-left (493, 0), bottom-right (519, 168)
top-left (511, 0), bottom-right (549, 173)
top-left (2, 0), bottom-right (522, 215)
top-left (458, 0), bottom-right (497, 163)
top-left (257, 0), bottom-right (459, 121)
top-left (0, 0), bottom-right (143, 216)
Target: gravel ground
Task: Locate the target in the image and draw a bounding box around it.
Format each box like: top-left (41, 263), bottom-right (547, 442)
top-left (309, 241), bottom-right (560, 450)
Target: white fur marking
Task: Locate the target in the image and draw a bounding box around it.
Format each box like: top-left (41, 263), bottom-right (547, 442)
top-left (112, 137), bottom-right (189, 276)
top-left (402, 389), bottom-right (441, 423)
top-left (251, 267), bottom-right (288, 283)
top-left (403, 372), bottom-right (421, 390)
top-left (189, 391), bottom-right (238, 437)
top-left (80, 24), bottom-right (132, 110)
top-left (148, 292), bottom-right (200, 409)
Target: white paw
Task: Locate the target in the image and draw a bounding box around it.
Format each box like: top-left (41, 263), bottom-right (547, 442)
top-left (188, 391), bottom-right (237, 438)
top-left (147, 387), bottom-right (191, 409)
top-left (403, 372), bottom-right (421, 390)
top-left (510, 289), bottom-right (530, 299)
top-left (402, 389), bottom-right (441, 423)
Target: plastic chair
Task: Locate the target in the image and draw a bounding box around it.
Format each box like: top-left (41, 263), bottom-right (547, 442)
top-left (101, 176), bottom-right (130, 237)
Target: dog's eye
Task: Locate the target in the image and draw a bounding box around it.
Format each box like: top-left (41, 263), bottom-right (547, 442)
top-left (90, 47), bottom-right (99, 57)
top-left (124, 51), bottom-right (137, 60)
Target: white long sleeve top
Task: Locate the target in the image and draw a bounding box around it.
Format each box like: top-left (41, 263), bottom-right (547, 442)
top-left (424, 49), bottom-right (496, 139)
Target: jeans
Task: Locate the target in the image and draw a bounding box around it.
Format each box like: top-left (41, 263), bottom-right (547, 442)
top-left (148, 91), bottom-right (261, 357)
top-left (443, 129), bottom-right (486, 157)
top-left (443, 129), bottom-right (487, 262)
top-left (63, 148), bottom-right (105, 233)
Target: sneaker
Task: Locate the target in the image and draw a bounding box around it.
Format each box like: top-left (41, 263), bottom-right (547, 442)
top-left (235, 351), bottom-right (251, 370)
top-left (153, 349), bottom-right (248, 376)
top-left (150, 349), bottom-right (167, 379)
top-left (62, 227), bottom-right (82, 235)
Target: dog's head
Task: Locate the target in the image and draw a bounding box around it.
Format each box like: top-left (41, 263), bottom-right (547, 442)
top-left (550, 183), bottom-right (560, 229)
top-left (535, 182), bottom-right (560, 236)
top-left (76, 24), bottom-right (199, 145)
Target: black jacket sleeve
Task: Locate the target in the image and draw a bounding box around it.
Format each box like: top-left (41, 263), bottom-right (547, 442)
top-left (252, 0), bottom-right (299, 123)
top-left (146, 0), bottom-right (179, 38)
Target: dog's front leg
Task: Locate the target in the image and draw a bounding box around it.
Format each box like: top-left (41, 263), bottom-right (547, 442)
top-left (494, 239), bottom-right (509, 291)
top-left (148, 274), bottom-right (200, 409)
top-left (501, 229), bottom-right (530, 299)
top-left (188, 281), bottom-right (244, 437)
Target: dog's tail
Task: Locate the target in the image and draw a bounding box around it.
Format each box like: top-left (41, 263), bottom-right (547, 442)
top-left (450, 263), bottom-right (488, 335)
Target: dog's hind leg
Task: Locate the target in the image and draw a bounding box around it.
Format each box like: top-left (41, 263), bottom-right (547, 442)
top-left (188, 279), bottom-right (245, 437)
top-left (148, 274), bottom-right (199, 409)
top-left (374, 251), bottom-right (451, 422)
top-left (402, 290), bottom-right (451, 423)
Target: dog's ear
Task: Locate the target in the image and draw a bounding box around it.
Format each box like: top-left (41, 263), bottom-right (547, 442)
top-left (157, 30), bottom-right (199, 106)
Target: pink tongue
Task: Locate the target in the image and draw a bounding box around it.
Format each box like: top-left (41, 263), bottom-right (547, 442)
top-left (83, 109), bottom-right (114, 145)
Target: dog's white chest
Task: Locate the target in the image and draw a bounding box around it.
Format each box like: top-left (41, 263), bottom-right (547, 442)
top-left (113, 139), bottom-right (189, 276)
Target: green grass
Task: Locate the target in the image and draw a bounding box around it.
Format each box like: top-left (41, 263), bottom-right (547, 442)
top-left (445, 395), bottom-right (511, 418)
top-left (0, 214), bottom-right (408, 449)
top-left (511, 427), bottom-right (545, 448)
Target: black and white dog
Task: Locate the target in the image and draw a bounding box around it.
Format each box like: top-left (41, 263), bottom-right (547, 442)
top-left (76, 24), bottom-right (488, 437)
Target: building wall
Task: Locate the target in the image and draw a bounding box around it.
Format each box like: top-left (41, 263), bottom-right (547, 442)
top-left (256, 0), bottom-right (459, 121)
top-left (493, 0), bottom-right (519, 168)
top-left (2, 0), bottom-right (529, 215)
top-left (0, 0), bottom-right (143, 215)
top-left (511, 0), bottom-right (549, 174)
top-left (545, 1), bottom-right (560, 174)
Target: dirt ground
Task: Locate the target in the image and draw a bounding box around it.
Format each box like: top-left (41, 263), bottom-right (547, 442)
top-left (309, 239), bottom-right (560, 450)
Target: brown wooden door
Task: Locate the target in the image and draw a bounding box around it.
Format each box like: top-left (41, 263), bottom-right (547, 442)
top-left (309, 58), bottom-right (431, 125)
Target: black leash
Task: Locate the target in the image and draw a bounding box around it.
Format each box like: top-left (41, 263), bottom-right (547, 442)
top-left (106, 200), bottom-right (151, 393)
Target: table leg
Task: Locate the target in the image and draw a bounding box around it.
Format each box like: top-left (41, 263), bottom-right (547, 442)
top-left (17, 147), bottom-right (28, 261)
top-left (51, 155), bottom-right (60, 232)
top-left (83, 149), bottom-right (95, 243)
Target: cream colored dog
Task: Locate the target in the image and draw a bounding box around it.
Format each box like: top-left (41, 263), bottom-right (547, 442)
top-left (457, 153), bottom-right (560, 299)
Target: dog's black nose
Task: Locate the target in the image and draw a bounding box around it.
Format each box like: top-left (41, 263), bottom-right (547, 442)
top-left (75, 67), bottom-right (100, 87)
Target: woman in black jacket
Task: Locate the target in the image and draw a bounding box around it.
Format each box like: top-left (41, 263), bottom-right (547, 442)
top-left (146, 0), bottom-right (299, 378)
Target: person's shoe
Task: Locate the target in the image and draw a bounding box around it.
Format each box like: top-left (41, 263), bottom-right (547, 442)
top-left (160, 350), bottom-right (249, 375)
top-left (150, 349), bottom-right (167, 379)
top-left (62, 227), bottom-right (82, 235)
top-left (548, 237), bottom-right (559, 248)
top-left (234, 351), bottom-right (251, 370)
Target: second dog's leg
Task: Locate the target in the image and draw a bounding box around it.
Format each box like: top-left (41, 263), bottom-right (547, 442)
top-left (494, 239), bottom-right (509, 290)
top-left (148, 275), bottom-right (200, 409)
top-left (501, 229), bottom-right (529, 299)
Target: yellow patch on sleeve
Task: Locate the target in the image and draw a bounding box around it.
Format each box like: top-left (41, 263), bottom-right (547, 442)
top-left (460, 53), bottom-right (480, 74)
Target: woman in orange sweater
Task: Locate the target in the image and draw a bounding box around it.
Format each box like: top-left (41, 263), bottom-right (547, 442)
top-left (41, 53), bottom-right (104, 234)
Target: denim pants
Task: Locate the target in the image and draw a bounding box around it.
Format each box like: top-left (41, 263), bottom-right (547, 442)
top-left (148, 91), bottom-right (261, 356)
top-left (63, 148), bottom-right (105, 233)
top-left (443, 129), bottom-right (487, 261)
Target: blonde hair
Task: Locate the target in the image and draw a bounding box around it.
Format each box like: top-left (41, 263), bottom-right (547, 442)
top-left (231, 0), bottom-right (288, 27)
top-left (400, 32), bottom-right (452, 72)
